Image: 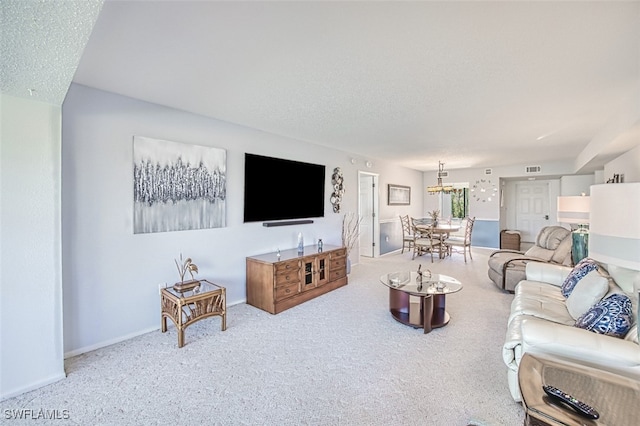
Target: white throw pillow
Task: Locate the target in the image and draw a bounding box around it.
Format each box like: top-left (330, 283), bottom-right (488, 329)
top-left (566, 270), bottom-right (610, 320)
top-left (606, 264), bottom-right (640, 294)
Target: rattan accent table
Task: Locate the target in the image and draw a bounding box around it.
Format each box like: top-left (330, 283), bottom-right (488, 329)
top-left (161, 279), bottom-right (226, 348)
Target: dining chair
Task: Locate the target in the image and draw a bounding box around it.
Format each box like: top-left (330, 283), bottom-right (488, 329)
top-left (399, 215), bottom-right (415, 254)
top-left (412, 223), bottom-right (442, 262)
top-left (445, 216), bottom-right (476, 262)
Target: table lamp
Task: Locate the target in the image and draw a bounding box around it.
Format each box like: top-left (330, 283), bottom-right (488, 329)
top-left (557, 195), bottom-right (590, 265)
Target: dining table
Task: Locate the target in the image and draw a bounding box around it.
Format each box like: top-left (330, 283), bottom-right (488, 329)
top-left (415, 222), bottom-right (460, 235)
top-left (413, 221), bottom-right (461, 259)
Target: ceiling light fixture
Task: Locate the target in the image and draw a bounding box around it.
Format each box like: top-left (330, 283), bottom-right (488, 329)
top-left (426, 161), bottom-right (453, 195)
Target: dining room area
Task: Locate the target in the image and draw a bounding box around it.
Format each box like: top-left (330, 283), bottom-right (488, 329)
top-left (400, 213), bottom-right (476, 263)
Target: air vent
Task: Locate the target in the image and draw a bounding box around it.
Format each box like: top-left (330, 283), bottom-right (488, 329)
top-left (484, 168), bottom-right (492, 175)
top-left (525, 165), bottom-right (541, 174)
top-left (438, 171), bottom-right (449, 178)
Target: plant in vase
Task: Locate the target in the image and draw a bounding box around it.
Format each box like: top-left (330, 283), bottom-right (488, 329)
top-left (173, 253), bottom-right (199, 291)
top-left (428, 209), bottom-right (440, 226)
top-left (342, 212), bottom-right (363, 274)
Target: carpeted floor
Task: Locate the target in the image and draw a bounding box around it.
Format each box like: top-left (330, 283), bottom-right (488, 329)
top-left (1, 249), bottom-right (525, 425)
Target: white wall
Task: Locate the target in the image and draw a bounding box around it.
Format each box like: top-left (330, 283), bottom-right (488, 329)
top-left (377, 168), bottom-right (424, 222)
top-left (604, 143), bottom-right (640, 183)
top-left (61, 84), bottom-right (422, 356)
top-left (0, 95), bottom-right (65, 400)
top-left (559, 174), bottom-right (595, 195)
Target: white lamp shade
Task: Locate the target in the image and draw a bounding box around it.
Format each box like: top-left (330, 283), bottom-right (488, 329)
top-left (588, 183), bottom-right (640, 271)
top-left (557, 196), bottom-right (590, 224)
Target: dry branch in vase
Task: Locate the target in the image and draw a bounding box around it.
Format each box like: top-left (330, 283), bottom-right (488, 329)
top-left (342, 212), bottom-right (363, 256)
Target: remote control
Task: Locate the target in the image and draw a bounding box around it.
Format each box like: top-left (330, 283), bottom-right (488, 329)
top-left (543, 385), bottom-right (600, 420)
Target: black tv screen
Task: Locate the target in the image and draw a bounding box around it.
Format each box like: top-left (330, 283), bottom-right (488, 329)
top-left (244, 154), bottom-right (326, 222)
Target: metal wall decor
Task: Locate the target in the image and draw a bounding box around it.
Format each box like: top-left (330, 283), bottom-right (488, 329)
top-left (330, 167), bottom-right (344, 213)
top-left (133, 136), bottom-right (227, 233)
top-left (471, 178), bottom-right (497, 202)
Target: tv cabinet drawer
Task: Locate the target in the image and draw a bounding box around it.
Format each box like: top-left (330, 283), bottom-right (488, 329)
top-left (330, 248), bottom-right (347, 258)
top-left (330, 256), bottom-right (346, 270)
top-left (275, 270), bottom-right (300, 287)
top-left (330, 269), bottom-right (346, 281)
top-left (275, 282), bottom-right (299, 301)
top-left (275, 259), bottom-right (300, 274)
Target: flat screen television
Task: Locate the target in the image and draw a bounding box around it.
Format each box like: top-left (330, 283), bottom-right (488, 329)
top-left (244, 153), bottom-right (326, 223)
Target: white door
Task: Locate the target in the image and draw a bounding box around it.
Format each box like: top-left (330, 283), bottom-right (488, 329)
top-left (358, 172), bottom-right (378, 257)
top-left (516, 182), bottom-right (550, 243)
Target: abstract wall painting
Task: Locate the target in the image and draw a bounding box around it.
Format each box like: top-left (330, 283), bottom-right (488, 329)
top-left (133, 136), bottom-right (226, 234)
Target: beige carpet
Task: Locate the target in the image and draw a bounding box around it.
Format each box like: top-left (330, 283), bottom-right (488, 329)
top-left (1, 249), bottom-right (524, 425)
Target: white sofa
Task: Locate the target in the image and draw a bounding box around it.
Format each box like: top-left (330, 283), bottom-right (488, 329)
top-left (502, 260), bottom-right (640, 401)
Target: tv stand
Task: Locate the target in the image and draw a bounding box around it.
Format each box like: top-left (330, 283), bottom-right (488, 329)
top-left (246, 245), bottom-right (348, 314)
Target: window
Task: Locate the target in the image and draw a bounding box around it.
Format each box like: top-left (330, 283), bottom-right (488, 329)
top-left (451, 188), bottom-right (469, 219)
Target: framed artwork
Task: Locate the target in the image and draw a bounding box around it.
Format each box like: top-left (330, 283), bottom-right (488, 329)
top-left (388, 184), bottom-right (411, 205)
top-left (133, 136), bottom-right (226, 234)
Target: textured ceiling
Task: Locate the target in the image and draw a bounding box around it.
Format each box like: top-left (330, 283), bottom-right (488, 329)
top-left (4, 1), bottom-right (639, 173)
top-left (0, 0), bottom-right (103, 105)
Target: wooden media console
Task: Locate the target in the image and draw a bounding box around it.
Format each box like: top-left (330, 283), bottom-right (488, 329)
top-left (246, 245), bottom-right (348, 314)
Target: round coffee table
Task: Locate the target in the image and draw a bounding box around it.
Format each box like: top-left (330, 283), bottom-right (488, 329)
top-left (379, 271), bottom-right (462, 333)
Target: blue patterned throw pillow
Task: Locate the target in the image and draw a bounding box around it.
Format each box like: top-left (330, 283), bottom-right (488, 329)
top-left (561, 258), bottom-right (599, 298)
top-left (574, 293), bottom-right (633, 338)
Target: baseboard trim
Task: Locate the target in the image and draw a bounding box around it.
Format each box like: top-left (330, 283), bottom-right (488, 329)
top-left (64, 326), bottom-right (159, 359)
top-left (64, 299), bottom-right (246, 359)
top-left (0, 371), bottom-right (66, 402)
top-left (381, 246), bottom-right (498, 257)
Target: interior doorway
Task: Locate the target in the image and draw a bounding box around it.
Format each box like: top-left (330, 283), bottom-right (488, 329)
top-left (358, 172), bottom-right (379, 258)
top-left (515, 181), bottom-right (550, 243)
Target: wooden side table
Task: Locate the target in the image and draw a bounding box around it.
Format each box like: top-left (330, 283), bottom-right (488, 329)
top-left (519, 353), bottom-right (640, 426)
top-left (160, 280), bottom-right (226, 347)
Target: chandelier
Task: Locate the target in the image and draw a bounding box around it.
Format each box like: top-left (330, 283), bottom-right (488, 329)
top-left (427, 161), bottom-right (454, 194)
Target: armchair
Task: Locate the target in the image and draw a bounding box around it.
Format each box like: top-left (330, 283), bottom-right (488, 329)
top-left (488, 226), bottom-right (572, 292)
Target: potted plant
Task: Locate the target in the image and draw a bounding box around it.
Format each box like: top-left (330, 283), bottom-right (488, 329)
top-left (428, 209), bottom-right (440, 226)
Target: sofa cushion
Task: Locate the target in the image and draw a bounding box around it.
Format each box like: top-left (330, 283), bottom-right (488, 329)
top-left (550, 234), bottom-right (573, 264)
top-left (625, 324), bottom-right (639, 344)
top-left (565, 270), bottom-right (609, 319)
top-left (508, 293), bottom-right (575, 326)
top-left (523, 245), bottom-right (554, 261)
top-left (515, 280), bottom-right (565, 301)
top-left (560, 257), bottom-right (599, 297)
top-left (574, 293), bottom-right (633, 338)
top-left (536, 226), bottom-right (571, 250)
